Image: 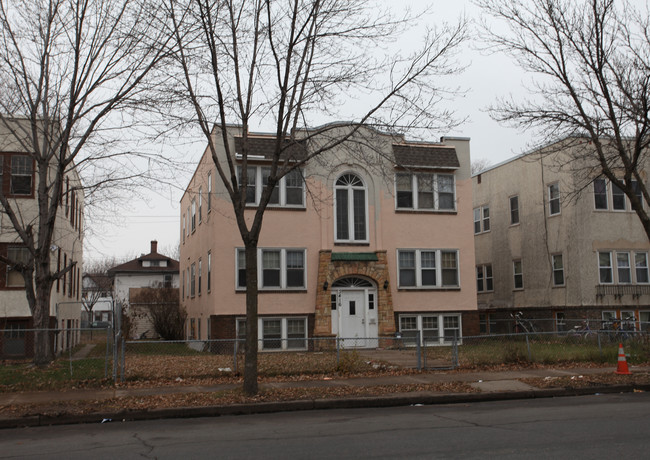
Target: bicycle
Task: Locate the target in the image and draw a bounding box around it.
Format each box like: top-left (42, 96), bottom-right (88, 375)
top-left (511, 311), bottom-right (539, 334)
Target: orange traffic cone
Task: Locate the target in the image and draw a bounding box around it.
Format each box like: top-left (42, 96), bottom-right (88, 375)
top-left (615, 343), bottom-right (632, 375)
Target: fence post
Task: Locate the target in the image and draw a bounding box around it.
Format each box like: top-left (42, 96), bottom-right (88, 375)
top-left (597, 332), bottom-right (603, 358)
top-left (416, 330), bottom-right (422, 371)
top-left (233, 340), bottom-right (238, 374)
top-left (112, 330), bottom-right (120, 382)
top-left (104, 328), bottom-right (110, 379)
top-left (336, 337), bottom-right (340, 368)
top-left (525, 333), bottom-right (532, 361)
top-left (121, 336), bottom-right (125, 383)
top-left (453, 331), bottom-right (459, 368)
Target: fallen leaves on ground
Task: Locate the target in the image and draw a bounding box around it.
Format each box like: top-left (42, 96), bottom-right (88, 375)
top-left (0, 382), bottom-right (477, 418)
top-left (521, 371), bottom-right (650, 389)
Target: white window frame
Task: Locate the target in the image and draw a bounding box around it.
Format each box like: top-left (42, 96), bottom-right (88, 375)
top-left (334, 172), bottom-right (368, 243)
top-left (509, 195), bottom-right (519, 225)
top-left (394, 172), bottom-right (456, 211)
top-left (397, 249), bottom-right (459, 289)
top-left (207, 251), bottom-right (212, 292)
top-left (236, 165), bottom-right (305, 208)
top-left (598, 250), bottom-right (650, 285)
top-left (513, 259), bottom-right (523, 290)
top-left (236, 248), bottom-right (307, 290)
top-left (198, 186), bottom-right (203, 223)
top-left (593, 178), bottom-right (608, 210)
top-left (552, 254), bottom-right (565, 287)
top-left (635, 252), bottom-right (649, 284)
top-left (198, 259), bottom-right (202, 294)
top-left (548, 183), bottom-right (560, 216)
top-left (190, 263), bottom-right (196, 297)
top-left (236, 317), bottom-right (308, 351)
top-left (616, 252), bottom-right (632, 284)
top-left (6, 247), bottom-right (30, 287)
top-left (473, 205), bottom-right (490, 234)
top-left (182, 213), bottom-right (186, 244)
top-left (476, 263), bottom-right (493, 292)
top-left (191, 200), bottom-right (196, 232)
top-left (207, 171), bottom-right (212, 211)
top-left (593, 178), bottom-right (644, 212)
top-left (10, 155), bottom-right (32, 195)
top-left (398, 313), bottom-right (462, 346)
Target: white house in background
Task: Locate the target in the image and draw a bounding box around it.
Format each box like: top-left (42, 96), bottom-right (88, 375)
top-left (108, 240), bottom-right (180, 338)
top-left (81, 273), bottom-right (114, 326)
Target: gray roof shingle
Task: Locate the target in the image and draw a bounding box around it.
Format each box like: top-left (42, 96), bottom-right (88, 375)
top-left (392, 144), bottom-right (459, 169)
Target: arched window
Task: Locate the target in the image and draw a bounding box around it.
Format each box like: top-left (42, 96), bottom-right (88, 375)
top-left (334, 173), bottom-right (367, 242)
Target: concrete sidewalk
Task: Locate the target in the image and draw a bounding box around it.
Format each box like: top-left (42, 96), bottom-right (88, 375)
top-left (1, 365), bottom-right (648, 429)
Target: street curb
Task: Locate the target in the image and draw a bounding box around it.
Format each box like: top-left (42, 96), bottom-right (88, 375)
top-left (1, 383), bottom-right (649, 429)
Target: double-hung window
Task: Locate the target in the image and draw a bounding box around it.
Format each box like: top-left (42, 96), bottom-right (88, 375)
top-left (594, 178), bottom-right (644, 211)
top-left (198, 259), bottom-right (202, 294)
top-left (5, 247), bottom-right (30, 287)
top-left (198, 187), bottom-right (203, 223)
top-left (509, 196), bottom-right (519, 225)
top-left (236, 248), bottom-right (306, 290)
top-left (513, 260), bottom-right (523, 290)
top-left (10, 155), bottom-right (33, 195)
top-left (397, 249), bottom-right (459, 288)
top-left (599, 250), bottom-right (650, 285)
top-left (395, 173), bottom-right (456, 211)
top-left (552, 254), bottom-right (565, 286)
top-left (612, 182), bottom-right (626, 210)
top-left (598, 252), bottom-right (613, 284)
top-left (635, 252), bottom-right (649, 284)
top-left (238, 317), bottom-right (308, 350)
top-left (399, 314), bottom-right (462, 346)
top-left (237, 166), bottom-right (304, 207)
top-left (594, 178), bottom-right (608, 209)
top-left (476, 264), bottom-right (493, 292)
top-left (548, 183), bottom-right (560, 215)
top-left (207, 171), bottom-right (212, 211)
top-left (617, 252), bottom-right (631, 283)
top-left (207, 252), bottom-right (212, 291)
top-left (191, 200), bottom-right (196, 232)
top-left (190, 263), bottom-right (196, 297)
top-left (473, 205), bottom-right (490, 234)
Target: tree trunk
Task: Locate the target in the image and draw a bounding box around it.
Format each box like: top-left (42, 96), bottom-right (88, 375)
top-left (32, 281), bottom-right (54, 366)
top-left (243, 243), bottom-right (259, 395)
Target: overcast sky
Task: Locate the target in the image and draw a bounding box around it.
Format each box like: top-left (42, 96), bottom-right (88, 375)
top-left (83, 0), bottom-right (537, 264)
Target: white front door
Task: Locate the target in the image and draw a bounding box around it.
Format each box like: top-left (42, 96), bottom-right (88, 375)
top-left (335, 289), bottom-right (378, 348)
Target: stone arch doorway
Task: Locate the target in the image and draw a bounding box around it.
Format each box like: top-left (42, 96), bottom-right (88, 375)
top-left (331, 276), bottom-right (378, 347)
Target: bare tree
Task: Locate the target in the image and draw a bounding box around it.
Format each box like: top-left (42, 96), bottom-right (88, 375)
top-left (471, 158), bottom-right (492, 175)
top-left (165, 0), bottom-right (468, 394)
top-left (81, 257), bottom-right (118, 325)
top-left (0, 0), bottom-right (171, 365)
top-left (477, 0), bottom-right (650, 238)
top-left (130, 284), bottom-right (185, 340)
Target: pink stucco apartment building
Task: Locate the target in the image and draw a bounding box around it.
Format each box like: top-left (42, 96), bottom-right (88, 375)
top-left (179, 124), bottom-right (478, 349)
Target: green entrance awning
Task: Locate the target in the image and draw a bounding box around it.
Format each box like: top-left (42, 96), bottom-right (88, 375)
top-left (331, 252), bottom-right (378, 262)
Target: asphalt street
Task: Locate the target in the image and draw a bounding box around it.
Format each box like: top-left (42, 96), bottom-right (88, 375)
top-left (1, 393), bottom-right (648, 459)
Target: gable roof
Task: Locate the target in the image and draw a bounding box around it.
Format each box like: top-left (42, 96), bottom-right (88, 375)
top-left (392, 143), bottom-right (459, 169)
top-left (108, 241), bottom-right (179, 275)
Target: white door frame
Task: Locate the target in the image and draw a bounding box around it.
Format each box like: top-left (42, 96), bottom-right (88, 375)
top-left (332, 281), bottom-right (378, 348)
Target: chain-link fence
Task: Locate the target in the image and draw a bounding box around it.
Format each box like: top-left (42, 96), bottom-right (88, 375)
top-left (0, 327), bottom-right (114, 382)
top-left (5, 327), bottom-right (649, 387)
top-left (119, 336), bottom-right (412, 383)
top-left (423, 330), bottom-right (650, 370)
